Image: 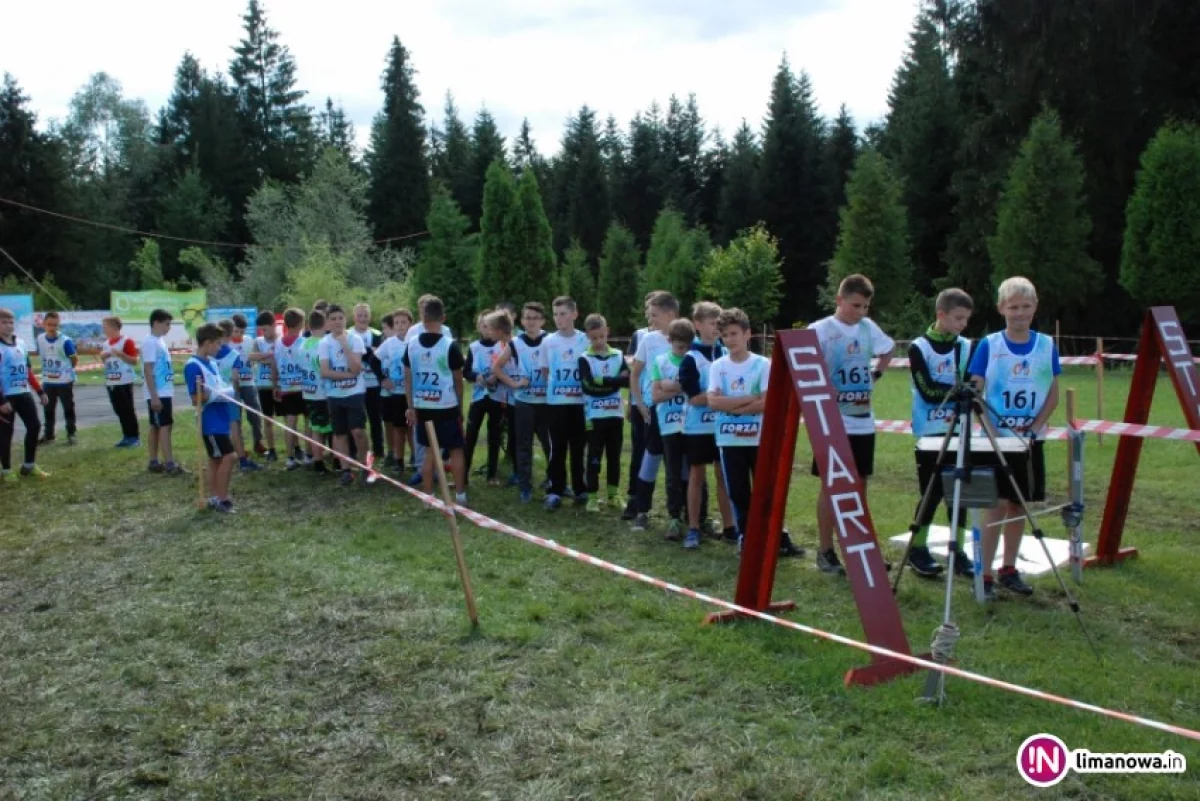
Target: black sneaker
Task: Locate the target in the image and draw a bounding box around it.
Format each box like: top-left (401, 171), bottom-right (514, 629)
top-left (778, 530), bottom-right (805, 558)
top-left (907, 546), bottom-right (944, 579)
top-left (983, 578), bottom-right (997, 601)
top-left (997, 567), bottom-right (1034, 596)
top-left (38, 434), bottom-right (56, 445)
top-left (950, 548), bottom-right (975, 578)
top-left (265, 449), bottom-right (279, 463)
top-left (722, 527), bottom-right (740, 544)
top-left (817, 548), bottom-right (846, 575)
top-left (621, 497), bottom-right (638, 521)
top-left (338, 470), bottom-right (354, 487)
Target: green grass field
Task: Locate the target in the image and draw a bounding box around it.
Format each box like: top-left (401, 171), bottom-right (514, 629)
top-left (2, 367), bottom-right (1197, 799)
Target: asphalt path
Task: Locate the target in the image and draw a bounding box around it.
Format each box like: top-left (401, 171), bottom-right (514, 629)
top-left (10, 385), bottom-right (149, 443)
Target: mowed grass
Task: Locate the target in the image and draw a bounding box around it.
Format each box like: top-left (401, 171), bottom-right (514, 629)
top-left (1, 366), bottom-right (1198, 800)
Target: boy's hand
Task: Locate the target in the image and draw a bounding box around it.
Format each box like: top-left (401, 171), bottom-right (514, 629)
top-left (639, 405), bottom-right (651, 424)
top-left (38, 393), bottom-right (48, 406)
top-left (0, 403), bottom-right (11, 419)
top-left (273, 390), bottom-right (282, 402)
top-left (150, 398), bottom-right (163, 412)
top-left (383, 379), bottom-right (395, 392)
top-left (405, 408), bottom-right (417, 427)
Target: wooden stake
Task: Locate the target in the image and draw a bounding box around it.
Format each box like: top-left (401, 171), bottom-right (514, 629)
top-left (425, 421), bottom-right (480, 629)
top-left (1095, 336), bottom-right (1105, 447)
top-left (193, 373), bottom-right (208, 509)
top-left (1055, 319), bottom-right (1061, 352)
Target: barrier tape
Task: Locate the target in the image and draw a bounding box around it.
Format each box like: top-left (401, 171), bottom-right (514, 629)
top-left (872, 418), bottom-right (1199, 443)
top-left (881, 353), bottom-right (1198, 369)
top-left (198, 389), bottom-right (1200, 743)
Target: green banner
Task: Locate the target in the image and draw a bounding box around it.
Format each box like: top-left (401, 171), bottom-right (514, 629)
top-left (111, 289), bottom-right (207, 335)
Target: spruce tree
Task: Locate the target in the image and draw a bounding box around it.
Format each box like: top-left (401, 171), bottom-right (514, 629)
top-left (476, 159), bottom-right (519, 309)
top-left (561, 240), bottom-right (596, 319)
top-left (465, 108), bottom-right (506, 229)
top-left (719, 120), bottom-right (760, 242)
top-left (1120, 123), bottom-right (1200, 323)
top-left (507, 168), bottom-right (559, 310)
top-left (600, 114), bottom-right (627, 217)
top-left (366, 36), bottom-right (430, 242)
top-left (640, 206), bottom-right (711, 314)
top-left (553, 106), bottom-right (610, 262)
top-left (597, 222), bottom-right (642, 335)
top-left (825, 105), bottom-right (859, 213)
top-left (697, 128), bottom-right (726, 239)
top-left (229, 0), bottom-right (313, 184)
top-left (414, 186), bottom-right (478, 335)
top-left (316, 98), bottom-right (358, 165)
top-left (759, 57), bottom-right (832, 323)
top-left (662, 94), bottom-right (706, 225)
top-left (989, 109), bottom-right (1100, 325)
top-left (156, 169), bottom-right (231, 282)
top-left (699, 224), bottom-right (784, 327)
top-left (621, 108), bottom-right (667, 249)
top-left (827, 149), bottom-right (913, 325)
top-left (431, 93), bottom-right (473, 221)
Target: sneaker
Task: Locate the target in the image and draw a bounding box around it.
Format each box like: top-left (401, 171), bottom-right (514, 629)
top-left (950, 547), bottom-right (975, 578)
top-left (2, 471), bottom-right (18, 484)
top-left (997, 567), bottom-right (1034, 596)
top-left (285, 457), bottom-right (299, 471)
top-left (407, 472), bottom-right (423, 487)
top-left (683, 529), bottom-right (701, 550)
top-left (665, 518), bottom-right (684, 542)
top-left (294, 447), bottom-right (305, 462)
top-left (303, 453), bottom-right (314, 466)
top-left (115, 437), bottom-right (139, 449)
top-left (455, 491), bottom-right (468, 506)
top-left (542, 478), bottom-right (553, 492)
top-left (585, 496), bottom-right (600, 513)
top-left (67, 435), bottom-right (78, 446)
top-left (778, 530), bottom-right (805, 558)
top-left (562, 487), bottom-right (575, 500)
top-left (206, 497), bottom-right (221, 511)
top-left (165, 463), bottom-right (189, 476)
top-left (254, 442), bottom-right (267, 456)
top-left (38, 435), bottom-right (56, 445)
top-left (313, 461), bottom-right (329, 475)
top-left (817, 548), bottom-right (846, 575)
top-left (148, 461), bottom-right (166, 474)
top-left (621, 497), bottom-right (638, 521)
top-left (631, 513), bottom-right (649, 532)
top-left (573, 492), bottom-right (589, 508)
top-left (983, 578), bottom-right (997, 601)
top-left (20, 466), bottom-right (50, 479)
top-left (519, 489), bottom-right (533, 504)
top-left (240, 459), bottom-right (262, 473)
top-left (265, 449), bottom-right (279, 463)
top-left (907, 546), bottom-right (944, 578)
top-left (338, 470), bottom-right (354, 487)
top-left (722, 527), bottom-right (740, 544)
top-left (701, 518), bottom-right (718, 538)
top-left (216, 499), bottom-right (236, 514)
top-left (544, 494), bottom-right (562, 511)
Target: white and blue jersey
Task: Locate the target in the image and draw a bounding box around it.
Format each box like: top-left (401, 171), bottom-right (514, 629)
top-left (408, 335), bottom-right (457, 410)
top-left (581, 347), bottom-right (625, 421)
top-left (230, 336), bottom-right (255, 386)
top-left (253, 336), bottom-right (277, 389)
top-left (651, 351), bottom-right (688, 435)
top-left (682, 341), bottom-right (725, 435)
top-left (709, 353), bottom-right (771, 448)
top-left (184, 355), bottom-right (233, 436)
top-left (511, 334), bottom-right (547, 404)
top-left (809, 316), bottom-right (894, 435)
top-left (970, 331), bottom-right (1060, 439)
top-left (274, 336), bottom-right (306, 393)
top-left (104, 337), bottom-right (137, 386)
top-left (213, 344), bottom-right (241, 388)
top-left (0, 337), bottom-right (32, 397)
top-left (634, 330), bottom-right (671, 408)
top-left (468, 340), bottom-right (503, 403)
top-left (910, 336), bottom-right (972, 438)
top-left (36, 333), bottom-right (76, 385)
top-left (318, 332), bottom-right (367, 399)
top-left (543, 330), bottom-right (588, 406)
top-left (141, 335), bottom-right (176, 401)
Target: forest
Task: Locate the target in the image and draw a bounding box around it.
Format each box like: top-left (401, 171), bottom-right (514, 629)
top-left (1, 0), bottom-right (1198, 336)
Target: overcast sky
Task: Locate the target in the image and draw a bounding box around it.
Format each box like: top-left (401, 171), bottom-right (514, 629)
top-left (3, 0), bottom-right (918, 154)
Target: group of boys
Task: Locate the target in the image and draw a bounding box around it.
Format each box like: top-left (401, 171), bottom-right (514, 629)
top-left (2, 272), bottom-right (1060, 598)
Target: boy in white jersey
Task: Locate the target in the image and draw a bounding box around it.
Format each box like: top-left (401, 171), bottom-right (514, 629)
top-left (376, 312), bottom-right (398, 467)
top-left (229, 313), bottom-right (265, 458)
top-left (907, 289), bottom-right (977, 579)
top-left (578, 313), bottom-right (630, 513)
top-left (0, 307), bottom-right (50, 481)
top-left (36, 311), bottom-right (79, 445)
top-left (969, 276), bottom-right (1060, 600)
top-left (319, 304), bottom-right (370, 486)
top-left (541, 296), bottom-right (590, 510)
top-left (214, 319), bottom-right (262, 473)
top-left (352, 303), bottom-right (387, 461)
top-left (464, 310), bottom-right (506, 489)
top-left (629, 292), bottom-right (680, 529)
top-left (300, 309), bottom-right (334, 473)
top-left (707, 308), bottom-right (770, 553)
top-left (484, 308), bottom-right (521, 485)
top-left (142, 309), bottom-right (183, 475)
top-left (643, 319), bottom-right (695, 542)
top-left (622, 292), bottom-right (661, 520)
top-left (402, 297), bottom-right (467, 503)
top-left (100, 315), bottom-right (141, 447)
top-left (272, 308), bottom-right (308, 469)
top-left (379, 308), bottom-right (412, 473)
top-left (492, 302), bottom-right (550, 504)
top-left (250, 310), bottom-right (279, 462)
top-left (809, 274), bottom-right (894, 575)
top-left (679, 303), bottom-right (736, 547)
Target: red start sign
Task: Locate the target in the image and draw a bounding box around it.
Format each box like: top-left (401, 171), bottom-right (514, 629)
top-left (713, 329), bottom-right (921, 688)
top-left (1092, 307), bottom-right (1200, 565)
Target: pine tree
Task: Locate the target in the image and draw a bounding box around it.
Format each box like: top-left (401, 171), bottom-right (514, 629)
top-left (827, 149), bottom-right (913, 325)
top-left (883, 5), bottom-right (960, 292)
top-left (156, 168), bottom-right (231, 283)
top-left (465, 107), bottom-right (506, 229)
top-left (989, 109), bottom-right (1100, 325)
top-left (1120, 123), bottom-right (1200, 323)
top-left (759, 57), bottom-right (832, 323)
top-left (366, 36), bottom-right (430, 242)
top-left (316, 98), bottom-right (358, 165)
top-left (414, 186), bottom-right (478, 335)
top-left (507, 168), bottom-right (559, 310)
top-left (600, 114), bottom-right (627, 217)
top-left (561, 240), bottom-right (596, 319)
top-left (662, 94), bottom-right (706, 225)
top-left (622, 107), bottom-right (667, 249)
top-left (697, 127), bottom-right (726, 240)
top-left (824, 105), bottom-right (859, 213)
top-left (597, 222), bottom-right (642, 335)
top-left (553, 106), bottom-right (610, 262)
top-left (640, 206), bottom-right (711, 314)
top-left (699, 224), bottom-right (785, 327)
top-left (476, 159), bottom-right (519, 309)
top-left (229, 0), bottom-right (314, 184)
top-left (719, 120), bottom-right (760, 242)
top-left (431, 93), bottom-right (474, 221)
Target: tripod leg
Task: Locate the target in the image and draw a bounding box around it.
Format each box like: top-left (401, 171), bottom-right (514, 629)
top-left (894, 434), bottom-right (954, 595)
top-left (969, 508), bottom-right (986, 603)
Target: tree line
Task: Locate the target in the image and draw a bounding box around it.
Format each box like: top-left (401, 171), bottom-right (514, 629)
top-left (1, 0), bottom-right (1198, 334)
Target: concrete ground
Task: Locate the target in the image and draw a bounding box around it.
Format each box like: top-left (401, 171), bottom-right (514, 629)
top-left (11, 386), bottom-right (133, 443)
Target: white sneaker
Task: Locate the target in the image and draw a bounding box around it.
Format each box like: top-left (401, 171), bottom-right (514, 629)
top-left (455, 491), bottom-right (468, 506)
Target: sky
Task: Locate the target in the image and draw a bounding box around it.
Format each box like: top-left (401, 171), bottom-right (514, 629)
top-left (3, 0), bottom-right (919, 155)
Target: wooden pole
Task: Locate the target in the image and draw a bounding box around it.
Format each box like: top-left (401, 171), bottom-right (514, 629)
top-left (1095, 337), bottom-right (1105, 447)
top-left (193, 373), bottom-right (208, 509)
top-left (1055, 319), bottom-right (1061, 353)
top-left (425, 421), bottom-right (480, 629)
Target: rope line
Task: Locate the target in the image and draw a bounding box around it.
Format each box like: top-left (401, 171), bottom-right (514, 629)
top-left (201, 389), bottom-right (1200, 743)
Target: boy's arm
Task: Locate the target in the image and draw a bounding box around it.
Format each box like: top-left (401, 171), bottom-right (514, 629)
top-left (454, 369), bottom-right (465, 419)
top-left (650, 379), bottom-right (670, 405)
top-left (606, 358), bottom-right (631, 390)
top-left (630, 360), bottom-right (647, 408)
top-left (344, 338), bottom-right (364, 374)
top-left (66, 339), bottom-right (79, 368)
top-left (1030, 377), bottom-right (1060, 435)
top-left (116, 341), bottom-right (139, 365)
top-left (909, 342), bottom-right (951, 404)
top-left (578, 356), bottom-right (605, 397)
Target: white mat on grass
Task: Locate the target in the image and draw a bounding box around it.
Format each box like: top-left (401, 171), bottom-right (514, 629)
top-left (889, 526), bottom-right (1088, 577)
